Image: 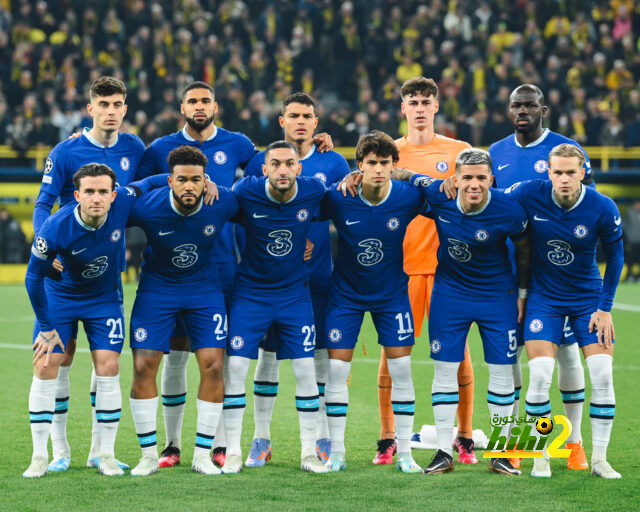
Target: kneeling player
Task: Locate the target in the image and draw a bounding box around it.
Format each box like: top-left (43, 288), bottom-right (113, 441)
top-left (508, 144), bottom-right (624, 479)
top-left (322, 131), bottom-right (424, 473)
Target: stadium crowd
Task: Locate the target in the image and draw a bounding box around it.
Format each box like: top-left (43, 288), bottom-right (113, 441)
top-left (1, 0), bottom-right (640, 151)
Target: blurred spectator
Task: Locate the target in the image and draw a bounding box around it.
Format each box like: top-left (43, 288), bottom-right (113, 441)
top-left (623, 200), bottom-right (640, 282)
top-left (0, 208), bottom-right (27, 263)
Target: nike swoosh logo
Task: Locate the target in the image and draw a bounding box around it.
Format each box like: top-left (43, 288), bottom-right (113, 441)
top-left (253, 213), bottom-right (268, 218)
top-left (396, 405), bottom-right (413, 411)
top-left (304, 346), bottom-right (315, 352)
top-left (506, 351), bottom-right (516, 358)
top-left (345, 220), bottom-right (360, 225)
top-left (216, 335), bottom-right (226, 341)
top-left (398, 334), bottom-right (413, 341)
top-left (305, 402), bottom-right (317, 407)
top-left (533, 215), bottom-right (549, 222)
top-left (438, 216), bottom-right (451, 223)
top-left (498, 164), bottom-right (510, 170)
top-left (159, 231), bottom-right (174, 236)
top-left (614, 216), bottom-right (621, 226)
top-left (109, 339), bottom-right (123, 345)
top-left (71, 248), bottom-right (87, 255)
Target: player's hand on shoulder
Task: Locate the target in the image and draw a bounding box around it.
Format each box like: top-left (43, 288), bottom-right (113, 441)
top-left (589, 310), bottom-right (615, 349)
top-left (66, 132), bottom-right (81, 140)
top-left (203, 177), bottom-right (219, 205)
top-left (313, 132), bottom-right (333, 152)
top-left (439, 176), bottom-right (457, 200)
top-left (304, 238), bottom-right (314, 262)
top-left (33, 329), bottom-right (64, 367)
top-left (339, 170), bottom-right (362, 197)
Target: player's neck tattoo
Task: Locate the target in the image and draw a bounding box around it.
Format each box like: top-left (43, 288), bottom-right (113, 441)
top-left (554, 186), bottom-right (582, 209)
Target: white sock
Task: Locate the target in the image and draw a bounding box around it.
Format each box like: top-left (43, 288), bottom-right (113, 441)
top-left (586, 354), bottom-right (615, 461)
top-left (314, 349), bottom-right (330, 440)
top-left (89, 367), bottom-right (99, 458)
top-left (432, 361), bottom-right (460, 456)
top-left (387, 355), bottom-right (415, 456)
top-left (29, 376), bottom-right (56, 459)
top-left (252, 348), bottom-right (280, 440)
top-left (194, 399), bottom-right (222, 459)
top-left (51, 365), bottom-right (71, 459)
top-left (212, 354), bottom-right (228, 450)
top-left (557, 343), bottom-right (585, 443)
top-left (161, 350), bottom-right (189, 451)
top-left (224, 356), bottom-right (251, 457)
top-left (95, 375), bottom-right (122, 458)
top-left (325, 359), bottom-right (351, 455)
top-left (291, 357), bottom-right (320, 458)
top-left (525, 356), bottom-right (554, 448)
top-left (130, 396), bottom-right (159, 458)
top-left (487, 363), bottom-right (515, 438)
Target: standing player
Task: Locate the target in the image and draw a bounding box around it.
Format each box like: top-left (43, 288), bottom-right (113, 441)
top-left (322, 131), bottom-right (424, 473)
top-left (375, 77), bottom-right (476, 466)
top-left (126, 146), bottom-right (239, 476)
top-left (221, 141), bottom-right (329, 474)
top-left (508, 144), bottom-right (624, 479)
top-left (243, 93), bottom-right (350, 466)
top-left (32, 76), bottom-right (144, 472)
top-left (23, 163), bottom-right (160, 478)
top-left (489, 84), bottom-right (593, 470)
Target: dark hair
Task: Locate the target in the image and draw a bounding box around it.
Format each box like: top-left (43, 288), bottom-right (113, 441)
top-left (89, 76), bottom-right (127, 101)
top-left (401, 76), bottom-right (439, 101)
top-left (282, 92), bottom-right (317, 116)
top-left (167, 145), bottom-right (208, 173)
top-left (181, 81), bottom-right (214, 102)
top-left (264, 140), bottom-right (298, 161)
top-left (355, 130), bottom-right (399, 162)
top-left (73, 163), bottom-right (117, 190)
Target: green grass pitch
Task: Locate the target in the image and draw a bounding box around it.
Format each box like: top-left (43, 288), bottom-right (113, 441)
top-left (1, 283), bottom-right (639, 511)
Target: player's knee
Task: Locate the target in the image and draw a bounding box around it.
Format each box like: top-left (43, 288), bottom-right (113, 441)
top-left (586, 354), bottom-right (613, 391)
top-left (291, 357), bottom-right (315, 383)
top-left (528, 356), bottom-right (554, 388)
top-left (386, 355), bottom-right (412, 386)
top-left (94, 355), bottom-right (119, 377)
top-left (61, 338), bottom-right (77, 364)
top-left (378, 374), bottom-right (392, 388)
top-left (133, 354), bottom-right (159, 380)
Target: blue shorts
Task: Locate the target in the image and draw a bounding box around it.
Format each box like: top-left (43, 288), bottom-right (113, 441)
top-left (260, 287), bottom-right (329, 352)
top-left (33, 298), bottom-right (125, 354)
top-left (524, 293), bottom-right (610, 347)
top-left (227, 290), bottom-right (315, 359)
top-left (130, 285), bottom-right (227, 353)
top-left (429, 295), bottom-right (518, 364)
top-left (324, 292), bottom-right (415, 350)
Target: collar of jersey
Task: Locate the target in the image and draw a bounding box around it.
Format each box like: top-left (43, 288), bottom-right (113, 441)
top-left (456, 189), bottom-right (492, 215)
top-left (82, 127), bottom-right (119, 148)
top-left (181, 124), bottom-right (217, 142)
top-left (169, 189), bottom-right (203, 216)
top-left (74, 205), bottom-right (108, 231)
top-left (265, 179), bottom-right (298, 204)
top-left (357, 180), bottom-right (393, 206)
top-left (551, 183), bottom-right (585, 211)
top-left (300, 144), bottom-right (316, 161)
top-left (514, 128), bottom-right (550, 148)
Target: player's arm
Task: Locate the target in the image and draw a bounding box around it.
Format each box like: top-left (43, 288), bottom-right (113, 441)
top-left (33, 149), bottom-right (66, 234)
top-left (134, 144), bottom-right (161, 180)
top-left (128, 173), bottom-right (170, 194)
top-left (513, 234), bottom-right (531, 323)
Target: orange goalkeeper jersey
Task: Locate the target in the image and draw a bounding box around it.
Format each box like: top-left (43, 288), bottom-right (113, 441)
top-left (396, 134), bottom-right (471, 276)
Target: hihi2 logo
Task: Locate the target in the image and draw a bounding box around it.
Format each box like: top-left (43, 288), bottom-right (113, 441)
top-left (483, 414), bottom-right (573, 459)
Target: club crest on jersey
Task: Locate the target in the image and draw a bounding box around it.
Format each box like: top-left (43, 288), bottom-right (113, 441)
top-left (387, 217), bottom-right (400, 230)
top-left (214, 151), bottom-right (227, 165)
top-left (44, 158), bottom-right (53, 174)
top-left (474, 229), bottom-right (489, 241)
top-left (203, 224), bottom-right (216, 236)
top-left (436, 160), bottom-right (449, 173)
top-left (573, 225), bottom-right (588, 238)
top-left (120, 157), bottom-right (130, 171)
top-left (110, 229), bottom-right (122, 242)
top-left (230, 336), bottom-right (244, 350)
top-left (297, 209), bottom-right (310, 222)
top-left (35, 236), bottom-right (48, 254)
top-left (328, 329), bottom-right (342, 343)
top-left (430, 339), bottom-right (441, 353)
top-left (134, 328), bottom-right (147, 342)
top-left (529, 319), bottom-right (544, 333)
top-left (314, 172), bottom-right (327, 183)
top-left (534, 160), bottom-right (549, 173)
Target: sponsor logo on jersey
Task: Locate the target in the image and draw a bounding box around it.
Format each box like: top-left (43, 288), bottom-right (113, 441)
top-left (435, 160), bottom-right (449, 173)
top-left (387, 217), bottom-right (400, 230)
top-left (328, 329), bottom-right (342, 343)
top-left (534, 160), bottom-right (549, 173)
top-left (314, 172), bottom-right (327, 183)
top-left (134, 328), bottom-right (147, 342)
top-left (573, 225), bottom-right (588, 238)
top-left (120, 157), bottom-right (130, 171)
top-left (35, 237), bottom-right (48, 254)
top-left (474, 229), bottom-right (489, 241)
top-left (110, 229), bottom-right (122, 242)
top-left (230, 336), bottom-right (244, 350)
top-left (529, 319), bottom-right (543, 333)
top-left (203, 224), bottom-right (215, 236)
top-left (44, 157), bottom-right (53, 174)
top-left (296, 209), bottom-right (309, 222)
top-left (430, 339), bottom-right (441, 353)
top-left (214, 151), bottom-right (227, 164)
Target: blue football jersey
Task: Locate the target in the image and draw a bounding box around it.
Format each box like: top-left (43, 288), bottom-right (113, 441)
top-left (507, 180), bottom-right (622, 304)
top-left (321, 180), bottom-right (426, 302)
top-left (488, 129), bottom-right (592, 189)
top-left (232, 175), bottom-right (326, 293)
top-left (34, 129), bottom-right (145, 233)
top-left (136, 126), bottom-right (256, 264)
top-left (129, 186), bottom-right (239, 290)
top-left (245, 146), bottom-right (350, 289)
top-left (411, 176), bottom-right (529, 300)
